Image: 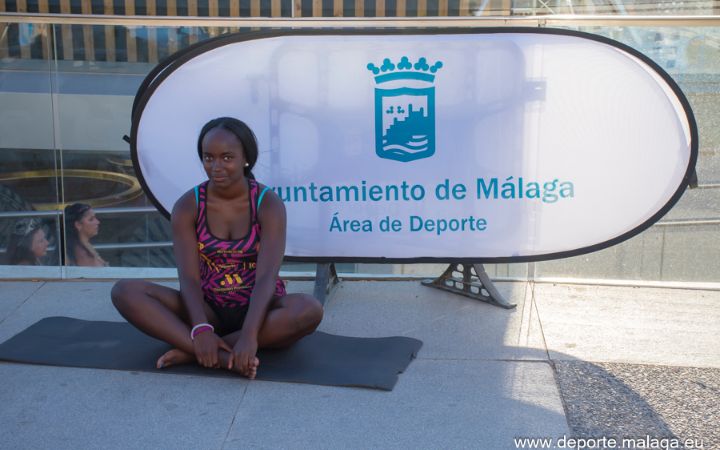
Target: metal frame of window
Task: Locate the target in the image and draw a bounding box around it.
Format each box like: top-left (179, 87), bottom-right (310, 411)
top-left (0, 13), bottom-right (719, 26)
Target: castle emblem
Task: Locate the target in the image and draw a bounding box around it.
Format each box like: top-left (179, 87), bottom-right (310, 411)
top-left (367, 56), bottom-right (443, 162)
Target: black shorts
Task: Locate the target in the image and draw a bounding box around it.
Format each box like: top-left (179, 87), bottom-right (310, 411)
top-left (207, 301), bottom-right (249, 336)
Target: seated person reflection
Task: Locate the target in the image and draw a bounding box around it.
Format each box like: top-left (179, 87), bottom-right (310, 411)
top-left (111, 117), bottom-right (323, 379)
top-left (64, 203), bottom-right (108, 267)
top-left (6, 218), bottom-right (49, 265)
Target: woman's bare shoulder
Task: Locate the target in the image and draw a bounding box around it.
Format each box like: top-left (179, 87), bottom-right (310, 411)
top-left (256, 182), bottom-right (283, 211)
top-left (171, 187), bottom-right (199, 222)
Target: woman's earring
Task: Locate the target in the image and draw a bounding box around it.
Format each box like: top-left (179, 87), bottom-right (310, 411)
top-left (244, 163), bottom-right (249, 167)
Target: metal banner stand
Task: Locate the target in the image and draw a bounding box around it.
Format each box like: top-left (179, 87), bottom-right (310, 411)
top-left (313, 262), bottom-right (340, 306)
top-left (422, 263), bottom-right (517, 309)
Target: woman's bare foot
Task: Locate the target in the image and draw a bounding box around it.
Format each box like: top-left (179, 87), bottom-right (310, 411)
top-left (158, 349), bottom-right (259, 379)
top-left (156, 348), bottom-right (194, 369)
top-left (216, 352), bottom-right (259, 379)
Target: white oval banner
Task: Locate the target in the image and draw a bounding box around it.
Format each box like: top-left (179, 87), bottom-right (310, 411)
top-left (132, 29), bottom-right (697, 262)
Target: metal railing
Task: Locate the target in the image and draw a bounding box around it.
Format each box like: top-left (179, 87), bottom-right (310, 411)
top-left (1, 10), bottom-right (720, 67)
top-left (3, 12), bottom-right (720, 26)
top-left (3, 11), bottom-right (720, 63)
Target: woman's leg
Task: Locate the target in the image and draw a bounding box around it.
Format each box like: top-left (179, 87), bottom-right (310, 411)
top-left (113, 284), bottom-right (320, 376)
top-left (214, 293), bottom-right (322, 379)
top-left (221, 293), bottom-right (323, 349)
top-left (110, 279), bottom-right (220, 359)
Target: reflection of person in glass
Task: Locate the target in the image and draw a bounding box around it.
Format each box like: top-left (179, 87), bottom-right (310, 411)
top-left (111, 117), bottom-right (323, 380)
top-left (64, 203), bottom-right (108, 267)
top-left (6, 218), bottom-right (49, 265)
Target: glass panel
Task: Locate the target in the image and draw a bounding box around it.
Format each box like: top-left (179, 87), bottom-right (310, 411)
top-left (3, 19), bottom-right (718, 282)
top-left (292, 0), bottom-right (720, 17)
top-left (535, 223), bottom-right (720, 282)
top-left (18, 0), bottom-right (294, 17)
top-left (295, 0), bottom-right (482, 17)
top-left (534, 26), bottom-right (720, 283)
top-left (53, 25), bottom-right (254, 271)
top-left (92, 209), bottom-right (174, 268)
top-left (0, 22), bottom-right (62, 275)
top-left (52, 24), bottom-right (151, 269)
top-left (278, 262), bottom-right (529, 278)
top-left (0, 215), bottom-right (62, 274)
top-left (352, 263), bottom-right (529, 278)
top-left (510, 0), bottom-right (718, 15)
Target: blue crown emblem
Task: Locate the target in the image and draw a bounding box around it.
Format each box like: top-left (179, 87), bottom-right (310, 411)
top-left (368, 57), bottom-right (442, 162)
top-left (367, 57), bottom-right (443, 84)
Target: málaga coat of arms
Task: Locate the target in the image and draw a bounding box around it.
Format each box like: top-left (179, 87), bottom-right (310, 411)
top-left (368, 56), bottom-right (443, 162)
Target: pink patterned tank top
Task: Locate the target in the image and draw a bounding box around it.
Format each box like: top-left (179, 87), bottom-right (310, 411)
top-left (195, 179), bottom-right (286, 308)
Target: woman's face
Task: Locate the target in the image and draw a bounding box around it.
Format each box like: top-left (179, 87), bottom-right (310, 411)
top-left (75, 209), bottom-right (100, 239)
top-left (201, 127), bottom-right (247, 188)
top-left (30, 228), bottom-right (49, 259)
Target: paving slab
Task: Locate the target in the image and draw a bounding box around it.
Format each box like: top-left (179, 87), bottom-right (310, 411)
top-left (225, 359), bottom-right (569, 450)
top-left (0, 281), bottom-right (44, 323)
top-left (2, 279), bottom-right (719, 450)
top-left (0, 363), bottom-right (246, 450)
top-left (284, 280), bottom-right (315, 296)
top-left (0, 280), bottom-right (263, 343)
top-left (533, 283), bottom-right (720, 367)
top-left (0, 280), bottom-right (563, 450)
top-left (319, 280), bottom-right (548, 361)
top-left (0, 279), bottom-right (349, 346)
top-left (0, 281), bottom-right (127, 343)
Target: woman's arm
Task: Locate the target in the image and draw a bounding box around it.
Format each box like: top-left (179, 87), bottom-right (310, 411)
top-left (172, 190), bottom-right (232, 368)
top-left (171, 191), bottom-right (206, 324)
top-left (233, 187), bottom-right (286, 373)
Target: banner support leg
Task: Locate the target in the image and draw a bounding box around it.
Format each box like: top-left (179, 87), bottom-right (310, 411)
top-left (422, 263), bottom-right (516, 309)
top-left (313, 262), bottom-right (340, 306)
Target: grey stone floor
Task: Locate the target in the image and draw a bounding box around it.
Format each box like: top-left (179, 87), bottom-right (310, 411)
top-left (0, 279), bottom-right (718, 449)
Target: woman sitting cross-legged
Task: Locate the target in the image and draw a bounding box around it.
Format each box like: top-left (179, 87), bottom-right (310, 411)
top-left (111, 117), bottom-right (323, 379)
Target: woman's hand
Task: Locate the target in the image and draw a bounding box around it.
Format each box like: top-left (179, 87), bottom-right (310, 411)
top-left (233, 335), bottom-right (259, 378)
top-left (192, 332), bottom-right (234, 368)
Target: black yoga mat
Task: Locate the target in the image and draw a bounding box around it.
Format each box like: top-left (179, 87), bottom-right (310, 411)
top-left (0, 317), bottom-right (422, 391)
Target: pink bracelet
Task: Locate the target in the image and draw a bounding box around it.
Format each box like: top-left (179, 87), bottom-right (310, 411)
top-left (190, 323), bottom-right (214, 340)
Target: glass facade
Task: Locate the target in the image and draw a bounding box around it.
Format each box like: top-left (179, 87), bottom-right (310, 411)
top-left (1, 2), bottom-right (718, 282)
top-left (533, 26), bottom-right (720, 282)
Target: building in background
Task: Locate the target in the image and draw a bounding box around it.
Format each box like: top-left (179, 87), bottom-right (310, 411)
top-left (1, 0), bottom-right (718, 282)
